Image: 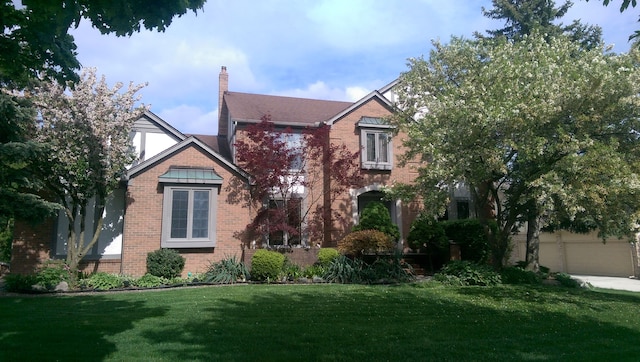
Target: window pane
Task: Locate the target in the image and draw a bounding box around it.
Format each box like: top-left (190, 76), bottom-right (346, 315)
top-left (171, 190), bottom-right (189, 238)
top-left (366, 133), bottom-right (376, 162)
top-left (379, 134), bottom-right (389, 163)
top-left (192, 190), bottom-right (210, 238)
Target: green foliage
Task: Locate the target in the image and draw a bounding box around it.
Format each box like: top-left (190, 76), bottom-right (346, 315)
top-left (407, 213), bottom-right (448, 251)
top-left (3, 273), bottom-right (38, 293)
top-left (134, 274), bottom-right (167, 288)
top-left (302, 264), bottom-right (327, 278)
top-left (324, 255), bottom-right (365, 284)
top-left (393, 32), bottom-right (640, 269)
top-left (36, 260), bottom-right (72, 289)
top-left (555, 272), bottom-right (582, 288)
top-left (204, 255), bottom-right (249, 284)
top-left (282, 261), bottom-right (303, 281)
top-left (434, 261), bottom-right (502, 286)
top-left (352, 201), bottom-right (400, 240)
top-left (80, 272), bottom-right (123, 290)
top-left (0, 218), bottom-right (12, 262)
top-left (250, 249), bottom-right (285, 282)
top-left (324, 253), bottom-right (414, 284)
top-left (364, 252), bottom-right (415, 283)
top-left (500, 266), bottom-right (543, 285)
top-left (441, 219), bottom-right (494, 263)
top-left (338, 229), bottom-right (395, 257)
top-left (317, 248), bottom-right (339, 266)
top-left (146, 248), bottom-right (185, 279)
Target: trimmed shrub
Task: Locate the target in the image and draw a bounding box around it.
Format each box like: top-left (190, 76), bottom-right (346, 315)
top-left (407, 214), bottom-right (448, 252)
top-left (146, 248), bottom-right (185, 279)
top-left (338, 229), bottom-right (395, 257)
top-left (352, 201), bottom-right (400, 240)
top-left (435, 261), bottom-right (501, 286)
top-left (81, 272), bottom-right (123, 290)
top-left (440, 219), bottom-right (494, 263)
top-left (251, 249), bottom-right (285, 282)
top-left (205, 255), bottom-right (249, 284)
top-left (317, 248), bottom-right (339, 266)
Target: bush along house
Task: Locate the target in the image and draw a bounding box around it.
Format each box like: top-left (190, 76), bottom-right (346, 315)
top-left (11, 66), bottom-right (425, 277)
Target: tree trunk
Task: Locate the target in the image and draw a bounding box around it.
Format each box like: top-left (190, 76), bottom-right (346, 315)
top-left (526, 214), bottom-right (541, 272)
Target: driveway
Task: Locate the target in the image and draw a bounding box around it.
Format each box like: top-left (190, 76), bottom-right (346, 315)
top-left (571, 275), bottom-right (640, 293)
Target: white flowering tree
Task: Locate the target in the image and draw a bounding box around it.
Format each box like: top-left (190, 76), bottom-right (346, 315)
top-left (393, 33), bottom-right (640, 270)
top-left (33, 68), bottom-right (147, 274)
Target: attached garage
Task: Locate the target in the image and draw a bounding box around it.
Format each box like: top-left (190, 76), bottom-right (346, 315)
top-left (512, 231), bottom-right (637, 277)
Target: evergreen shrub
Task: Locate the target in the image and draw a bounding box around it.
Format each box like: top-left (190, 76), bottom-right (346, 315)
top-left (352, 201), bottom-right (400, 240)
top-left (146, 248), bottom-right (185, 279)
top-left (251, 249), bottom-right (285, 281)
top-left (317, 248), bottom-right (339, 266)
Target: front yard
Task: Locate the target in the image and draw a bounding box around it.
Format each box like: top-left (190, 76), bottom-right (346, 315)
top-left (1, 283), bottom-right (639, 361)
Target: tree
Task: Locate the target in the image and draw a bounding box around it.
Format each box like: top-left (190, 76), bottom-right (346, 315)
top-left (392, 34), bottom-right (640, 269)
top-left (32, 68), bottom-right (146, 274)
top-left (477, 0), bottom-right (603, 50)
top-left (0, 0), bottom-right (205, 263)
top-left (232, 116), bottom-right (362, 247)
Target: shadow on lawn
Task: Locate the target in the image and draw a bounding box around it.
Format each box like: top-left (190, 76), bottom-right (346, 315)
top-left (138, 285), bottom-right (640, 361)
top-left (0, 294), bottom-right (169, 361)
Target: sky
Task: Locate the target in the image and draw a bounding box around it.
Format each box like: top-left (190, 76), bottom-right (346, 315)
top-left (68, 0), bottom-right (640, 136)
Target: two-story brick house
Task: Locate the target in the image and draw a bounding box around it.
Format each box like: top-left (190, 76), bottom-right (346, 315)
top-left (11, 66), bottom-right (422, 276)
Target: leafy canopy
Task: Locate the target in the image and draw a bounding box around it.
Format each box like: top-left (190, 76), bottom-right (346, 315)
top-left (393, 33), bottom-right (640, 255)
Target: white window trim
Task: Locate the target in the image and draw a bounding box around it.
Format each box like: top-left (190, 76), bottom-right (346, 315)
top-left (161, 186), bottom-right (218, 248)
top-left (360, 129), bottom-right (393, 170)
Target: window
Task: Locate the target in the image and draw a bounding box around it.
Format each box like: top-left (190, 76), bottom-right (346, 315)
top-left (456, 199), bottom-right (470, 219)
top-left (277, 132), bottom-right (303, 171)
top-left (162, 186), bottom-right (217, 248)
top-left (266, 197), bottom-right (302, 246)
top-left (357, 117), bottom-right (394, 170)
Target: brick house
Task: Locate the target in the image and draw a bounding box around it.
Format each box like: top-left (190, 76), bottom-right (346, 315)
top-left (11, 66), bottom-right (423, 277)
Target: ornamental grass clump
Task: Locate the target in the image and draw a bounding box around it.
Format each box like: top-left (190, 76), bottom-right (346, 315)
top-left (250, 249), bottom-right (285, 282)
top-left (204, 255), bottom-right (249, 284)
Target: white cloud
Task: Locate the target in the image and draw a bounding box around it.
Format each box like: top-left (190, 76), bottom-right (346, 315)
top-left (158, 105), bottom-right (218, 135)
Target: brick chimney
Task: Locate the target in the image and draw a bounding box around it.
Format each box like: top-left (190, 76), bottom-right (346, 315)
top-left (218, 66), bottom-right (229, 136)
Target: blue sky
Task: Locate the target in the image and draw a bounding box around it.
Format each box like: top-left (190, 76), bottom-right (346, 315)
top-left (69, 0), bottom-right (639, 135)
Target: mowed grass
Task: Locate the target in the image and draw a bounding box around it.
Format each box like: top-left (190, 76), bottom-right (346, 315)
top-left (1, 283), bottom-right (639, 361)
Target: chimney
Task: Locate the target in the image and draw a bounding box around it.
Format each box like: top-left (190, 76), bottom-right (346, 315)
top-left (218, 66), bottom-right (228, 120)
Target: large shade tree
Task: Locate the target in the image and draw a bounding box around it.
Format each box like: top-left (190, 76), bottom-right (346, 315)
top-left (392, 33), bottom-right (640, 269)
top-left (32, 68), bottom-right (146, 274)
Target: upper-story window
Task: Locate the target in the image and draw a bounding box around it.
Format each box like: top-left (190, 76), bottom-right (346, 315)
top-left (358, 117), bottom-right (393, 170)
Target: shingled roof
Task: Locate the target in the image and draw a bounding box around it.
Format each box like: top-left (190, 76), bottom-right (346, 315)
top-left (223, 91), bottom-right (353, 126)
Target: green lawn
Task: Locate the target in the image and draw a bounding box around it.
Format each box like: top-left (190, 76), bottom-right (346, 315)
top-left (1, 283), bottom-right (639, 361)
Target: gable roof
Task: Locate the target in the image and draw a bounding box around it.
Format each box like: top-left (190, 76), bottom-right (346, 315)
top-left (224, 91), bottom-right (352, 127)
top-left (138, 110), bottom-right (186, 141)
top-left (188, 134), bottom-right (232, 162)
top-left (324, 90), bottom-right (395, 126)
top-left (127, 136), bottom-right (249, 181)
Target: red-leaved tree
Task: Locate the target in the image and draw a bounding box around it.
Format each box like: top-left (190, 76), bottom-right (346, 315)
top-left (233, 115), bottom-right (362, 247)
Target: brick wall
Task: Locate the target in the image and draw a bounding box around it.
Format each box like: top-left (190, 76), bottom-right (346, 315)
top-left (123, 144), bottom-right (252, 277)
top-left (11, 218), bottom-right (55, 274)
top-left (243, 247), bottom-right (320, 270)
top-left (328, 97), bottom-right (421, 247)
